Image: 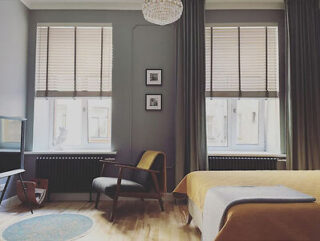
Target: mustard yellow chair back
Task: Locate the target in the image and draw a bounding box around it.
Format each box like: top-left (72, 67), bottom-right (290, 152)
top-left (133, 150), bottom-right (167, 193)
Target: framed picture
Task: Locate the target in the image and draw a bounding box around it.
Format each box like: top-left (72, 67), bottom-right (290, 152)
top-left (145, 94), bottom-right (162, 111)
top-left (146, 69), bottom-right (162, 86)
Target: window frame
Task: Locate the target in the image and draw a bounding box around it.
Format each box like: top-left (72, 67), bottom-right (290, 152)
top-left (45, 97), bottom-right (112, 151)
top-left (230, 98), bottom-right (265, 151)
top-left (206, 98), bottom-right (266, 152)
top-left (205, 22), bottom-right (281, 153)
top-left (33, 23), bottom-right (113, 152)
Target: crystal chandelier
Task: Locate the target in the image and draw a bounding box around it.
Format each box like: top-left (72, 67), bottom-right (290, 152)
top-left (142, 0), bottom-right (184, 26)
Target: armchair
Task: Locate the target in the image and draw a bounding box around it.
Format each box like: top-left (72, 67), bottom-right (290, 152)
top-left (92, 150), bottom-right (166, 221)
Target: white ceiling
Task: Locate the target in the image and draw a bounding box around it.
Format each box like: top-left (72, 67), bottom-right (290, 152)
top-left (20, 0), bottom-right (285, 10)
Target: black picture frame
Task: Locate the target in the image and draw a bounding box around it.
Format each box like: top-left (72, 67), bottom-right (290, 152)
top-left (145, 69), bottom-right (162, 86)
top-left (145, 94), bottom-right (162, 111)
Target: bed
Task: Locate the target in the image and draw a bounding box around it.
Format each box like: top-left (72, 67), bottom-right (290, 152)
top-left (173, 170), bottom-right (320, 241)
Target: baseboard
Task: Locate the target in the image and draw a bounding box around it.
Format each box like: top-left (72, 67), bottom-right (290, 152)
top-left (0, 195), bottom-right (21, 209)
top-left (49, 192), bottom-right (174, 202)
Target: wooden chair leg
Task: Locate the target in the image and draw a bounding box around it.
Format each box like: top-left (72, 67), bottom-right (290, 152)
top-left (110, 168), bottom-right (123, 222)
top-left (151, 173), bottom-right (164, 212)
top-left (158, 197), bottom-right (164, 211)
top-left (95, 192), bottom-right (101, 209)
top-left (187, 214), bottom-right (192, 225)
top-left (110, 196), bottom-right (118, 222)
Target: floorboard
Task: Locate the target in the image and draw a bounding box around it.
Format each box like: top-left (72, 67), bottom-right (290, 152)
top-left (0, 200), bottom-right (201, 241)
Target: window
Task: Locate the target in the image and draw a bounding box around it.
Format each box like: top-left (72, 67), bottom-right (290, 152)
top-left (34, 98), bottom-right (111, 151)
top-left (0, 119), bottom-right (21, 149)
top-left (33, 25), bottom-right (112, 151)
top-left (205, 25), bottom-right (281, 153)
top-left (206, 99), bottom-right (228, 147)
top-left (88, 99), bottom-right (111, 143)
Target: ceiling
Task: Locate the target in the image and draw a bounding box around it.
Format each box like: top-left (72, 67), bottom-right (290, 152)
top-left (20, 0), bottom-right (285, 10)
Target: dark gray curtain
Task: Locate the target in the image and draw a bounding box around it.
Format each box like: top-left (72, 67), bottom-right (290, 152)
top-left (285, 0), bottom-right (320, 169)
top-left (175, 0), bottom-right (207, 184)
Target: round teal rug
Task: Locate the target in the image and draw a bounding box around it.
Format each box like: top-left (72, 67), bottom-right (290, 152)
top-left (2, 213), bottom-right (94, 241)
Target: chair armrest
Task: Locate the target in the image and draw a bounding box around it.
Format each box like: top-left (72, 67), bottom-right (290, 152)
top-left (115, 164), bottom-right (160, 174)
top-left (99, 157), bottom-right (117, 164)
top-left (100, 160), bottom-right (117, 165)
top-left (99, 158), bottom-right (136, 177)
top-left (99, 160), bottom-right (136, 167)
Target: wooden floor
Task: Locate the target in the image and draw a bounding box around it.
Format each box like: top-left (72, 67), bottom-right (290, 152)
top-left (0, 200), bottom-right (201, 241)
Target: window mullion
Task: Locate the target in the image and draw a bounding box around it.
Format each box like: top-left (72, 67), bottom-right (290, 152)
top-left (260, 99), bottom-right (266, 152)
top-left (265, 26), bottom-right (269, 97)
top-left (210, 27), bottom-right (213, 98)
top-left (238, 27), bottom-right (241, 97)
top-left (74, 27), bottom-right (77, 97)
top-left (82, 99), bottom-right (88, 147)
top-left (228, 99), bottom-right (235, 150)
top-left (100, 27), bottom-right (104, 97)
top-left (49, 99), bottom-right (55, 150)
top-left (45, 27), bottom-right (50, 97)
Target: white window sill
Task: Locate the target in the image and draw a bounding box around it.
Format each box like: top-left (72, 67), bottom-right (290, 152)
top-left (0, 149), bottom-right (20, 152)
top-left (208, 151), bottom-right (286, 159)
top-left (25, 150), bottom-right (117, 155)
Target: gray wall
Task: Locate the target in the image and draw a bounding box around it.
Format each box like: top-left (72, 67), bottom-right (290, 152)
top-left (0, 0), bottom-right (29, 199)
top-left (25, 10), bottom-right (177, 190)
top-left (0, 0), bottom-right (28, 117)
top-left (2, 9), bottom-right (285, 199)
top-left (25, 9), bottom-right (285, 194)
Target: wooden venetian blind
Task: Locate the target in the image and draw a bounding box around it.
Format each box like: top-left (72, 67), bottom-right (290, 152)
top-left (205, 26), bottom-right (279, 97)
top-left (35, 26), bottom-right (113, 97)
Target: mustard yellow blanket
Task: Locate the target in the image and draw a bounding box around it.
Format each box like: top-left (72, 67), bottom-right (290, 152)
top-left (174, 171), bottom-right (320, 241)
top-left (174, 170), bottom-right (320, 210)
top-left (215, 202), bottom-right (320, 241)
